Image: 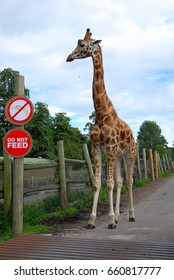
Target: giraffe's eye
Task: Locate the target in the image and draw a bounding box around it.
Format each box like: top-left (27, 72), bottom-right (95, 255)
top-left (80, 43), bottom-right (85, 48)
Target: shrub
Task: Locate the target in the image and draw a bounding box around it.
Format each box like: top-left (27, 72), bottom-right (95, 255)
top-left (134, 177), bottom-right (149, 188)
top-left (23, 203), bottom-right (46, 225)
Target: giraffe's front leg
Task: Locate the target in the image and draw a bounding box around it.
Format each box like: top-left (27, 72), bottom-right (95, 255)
top-left (108, 178), bottom-right (116, 229)
top-left (114, 157), bottom-right (123, 224)
top-left (86, 144), bottom-right (101, 229)
top-left (86, 179), bottom-right (101, 229)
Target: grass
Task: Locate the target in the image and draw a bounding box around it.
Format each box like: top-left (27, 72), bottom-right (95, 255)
top-left (0, 173), bottom-right (170, 243)
top-left (134, 177), bottom-right (150, 188)
top-left (0, 218), bottom-right (11, 242)
top-left (46, 207), bottom-right (77, 219)
top-left (159, 172), bottom-right (173, 178)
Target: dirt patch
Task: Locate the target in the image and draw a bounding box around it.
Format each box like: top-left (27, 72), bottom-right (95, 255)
top-left (43, 177), bottom-right (171, 236)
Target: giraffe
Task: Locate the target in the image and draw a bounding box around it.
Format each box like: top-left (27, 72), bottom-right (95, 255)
top-left (66, 29), bottom-right (137, 229)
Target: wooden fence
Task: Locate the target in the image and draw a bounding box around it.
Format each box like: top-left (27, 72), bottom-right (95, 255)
top-left (0, 141), bottom-right (174, 235)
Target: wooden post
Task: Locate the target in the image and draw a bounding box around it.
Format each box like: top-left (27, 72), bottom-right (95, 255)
top-left (154, 150), bottom-right (159, 179)
top-left (136, 142), bottom-right (141, 180)
top-left (158, 153), bottom-right (163, 173)
top-left (12, 75), bottom-right (24, 237)
top-left (82, 144), bottom-right (94, 190)
top-left (149, 149), bottom-right (155, 181)
top-left (162, 155), bottom-right (167, 172)
top-left (3, 148), bottom-right (12, 221)
top-left (165, 154), bottom-right (170, 172)
top-left (169, 156), bottom-right (174, 172)
top-left (57, 140), bottom-right (67, 210)
top-left (142, 148), bottom-right (147, 179)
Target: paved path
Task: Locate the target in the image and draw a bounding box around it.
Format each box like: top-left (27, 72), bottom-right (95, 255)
top-left (68, 176), bottom-right (174, 243)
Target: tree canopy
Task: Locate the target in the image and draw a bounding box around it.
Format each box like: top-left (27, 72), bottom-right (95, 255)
top-left (52, 112), bottom-right (87, 159)
top-left (137, 120), bottom-right (169, 156)
top-left (84, 111), bottom-right (96, 135)
top-left (25, 102), bottom-right (54, 159)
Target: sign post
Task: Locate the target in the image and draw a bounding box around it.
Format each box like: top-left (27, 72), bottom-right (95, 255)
top-left (13, 76), bottom-right (25, 237)
top-left (4, 75), bottom-right (34, 237)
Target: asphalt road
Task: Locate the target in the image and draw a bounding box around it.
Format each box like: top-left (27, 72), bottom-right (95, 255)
top-left (70, 176), bottom-right (174, 243)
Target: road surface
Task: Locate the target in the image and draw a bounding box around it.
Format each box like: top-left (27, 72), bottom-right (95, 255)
top-left (65, 176), bottom-right (174, 243)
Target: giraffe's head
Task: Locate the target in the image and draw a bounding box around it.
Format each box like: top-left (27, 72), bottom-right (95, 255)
top-left (66, 28), bottom-right (102, 62)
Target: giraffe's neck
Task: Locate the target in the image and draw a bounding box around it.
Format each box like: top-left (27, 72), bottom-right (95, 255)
top-left (92, 47), bottom-right (118, 125)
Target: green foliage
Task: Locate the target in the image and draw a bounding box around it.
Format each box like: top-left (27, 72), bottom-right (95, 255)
top-left (53, 112), bottom-right (87, 159)
top-left (26, 102), bottom-right (54, 159)
top-left (77, 191), bottom-right (94, 208)
top-left (23, 202), bottom-right (47, 225)
top-left (137, 120), bottom-right (168, 156)
top-left (121, 184), bottom-right (127, 194)
top-left (26, 108), bottom-right (88, 160)
top-left (84, 111), bottom-right (96, 134)
top-left (0, 204), bottom-right (11, 242)
top-left (0, 205), bottom-right (10, 233)
top-left (23, 224), bottom-right (50, 235)
top-left (156, 144), bottom-right (172, 157)
top-left (46, 207), bottom-right (77, 219)
top-left (159, 172), bottom-right (173, 178)
top-left (42, 193), bottom-right (60, 213)
top-left (134, 177), bottom-right (150, 188)
top-left (68, 187), bottom-right (108, 209)
top-left (23, 193), bottom-right (61, 226)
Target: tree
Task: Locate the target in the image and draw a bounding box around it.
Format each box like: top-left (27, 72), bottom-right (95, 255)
top-left (26, 102), bottom-right (54, 159)
top-left (156, 144), bottom-right (172, 157)
top-left (0, 68), bottom-right (30, 154)
top-left (137, 120), bottom-right (168, 154)
top-left (53, 112), bottom-right (87, 159)
top-left (84, 111), bottom-right (96, 135)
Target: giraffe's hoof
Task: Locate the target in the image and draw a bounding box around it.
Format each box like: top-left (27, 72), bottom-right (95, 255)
top-left (86, 224), bottom-right (95, 229)
top-left (129, 217), bottom-right (135, 222)
top-left (108, 223), bottom-right (117, 229)
top-left (115, 220), bottom-right (118, 224)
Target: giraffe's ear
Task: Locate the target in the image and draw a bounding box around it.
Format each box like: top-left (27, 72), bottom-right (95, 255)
top-left (93, 40), bottom-right (102, 45)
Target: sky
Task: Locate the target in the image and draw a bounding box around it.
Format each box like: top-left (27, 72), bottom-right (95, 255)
top-left (0, 0), bottom-right (174, 146)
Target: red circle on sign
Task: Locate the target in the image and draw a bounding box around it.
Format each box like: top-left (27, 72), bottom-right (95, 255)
top-left (3, 129), bottom-right (33, 157)
top-left (5, 97), bottom-right (34, 125)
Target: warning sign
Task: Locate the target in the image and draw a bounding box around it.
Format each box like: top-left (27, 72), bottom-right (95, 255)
top-left (3, 129), bottom-right (33, 157)
top-left (5, 97), bottom-right (34, 125)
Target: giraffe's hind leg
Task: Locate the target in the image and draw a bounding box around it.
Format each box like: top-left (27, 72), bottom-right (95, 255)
top-left (124, 151), bottom-right (136, 222)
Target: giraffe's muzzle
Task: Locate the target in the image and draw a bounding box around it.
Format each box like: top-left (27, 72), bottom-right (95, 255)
top-left (66, 54), bottom-right (74, 62)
